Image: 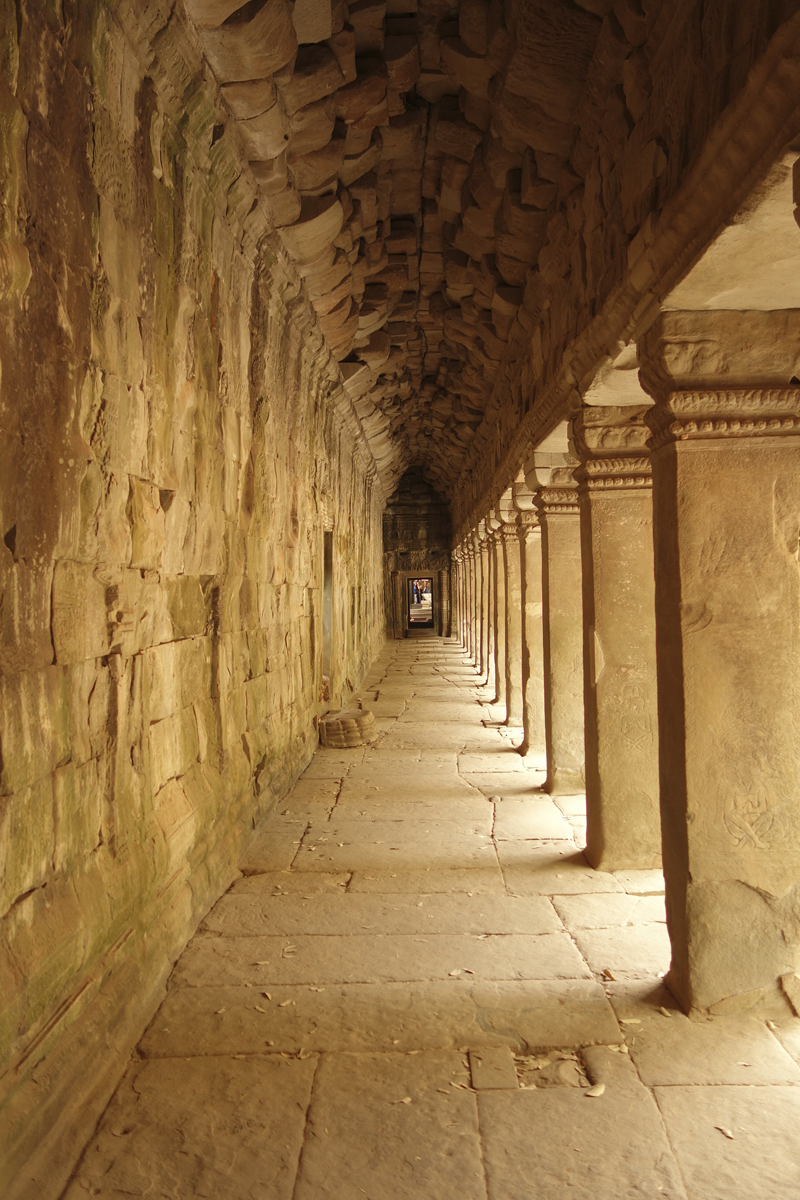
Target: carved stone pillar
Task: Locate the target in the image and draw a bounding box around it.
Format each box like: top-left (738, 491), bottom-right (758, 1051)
top-left (460, 549), bottom-right (472, 662)
top-left (641, 309), bottom-right (800, 1011)
top-left (536, 474), bottom-right (585, 794)
top-left (500, 522), bottom-right (524, 726)
top-left (573, 407), bottom-right (661, 871)
top-left (451, 549), bottom-right (462, 643)
top-left (470, 532), bottom-right (482, 665)
top-left (482, 530), bottom-right (497, 695)
top-left (517, 509), bottom-right (546, 762)
top-left (488, 524), bottom-right (507, 708)
top-left (475, 524), bottom-right (490, 679)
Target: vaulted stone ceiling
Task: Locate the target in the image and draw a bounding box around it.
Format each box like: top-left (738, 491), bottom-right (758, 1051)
top-left (184, 0), bottom-right (625, 494)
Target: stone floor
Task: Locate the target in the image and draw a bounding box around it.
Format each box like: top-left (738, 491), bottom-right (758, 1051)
top-left (64, 639), bottom-right (800, 1199)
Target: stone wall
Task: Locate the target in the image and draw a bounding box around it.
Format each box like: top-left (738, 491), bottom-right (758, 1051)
top-left (0, 3), bottom-right (384, 1194)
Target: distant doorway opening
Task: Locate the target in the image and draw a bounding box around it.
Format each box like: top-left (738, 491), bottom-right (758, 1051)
top-left (408, 577), bottom-right (434, 628)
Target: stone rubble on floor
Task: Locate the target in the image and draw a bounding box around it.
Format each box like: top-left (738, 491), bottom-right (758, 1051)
top-left (63, 640), bottom-right (800, 1200)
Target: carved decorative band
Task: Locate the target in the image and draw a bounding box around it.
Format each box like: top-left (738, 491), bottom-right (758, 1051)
top-left (583, 457), bottom-right (652, 476)
top-left (578, 456), bottom-right (653, 491)
top-left (581, 475), bottom-right (653, 491)
top-left (536, 488), bottom-right (579, 515)
top-left (648, 390), bottom-right (800, 449)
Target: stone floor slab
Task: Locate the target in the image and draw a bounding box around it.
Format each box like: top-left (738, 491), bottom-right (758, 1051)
top-left (469, 1046), bottom-right (518, 1089)
top-left (292, 1052), bottom-right (486, 1200)
top-left (457, 753), bottom-right (528, 773)
top-left (348, 867), bottom-right (506, 894)
top-left (240, 819), bottom-right (308, 873)
top-left (771, 1017), bottom-right (800, 1066)
top-left (203, 892), bottom-right (562, 937)
top-left (493, 799), bottom-right (574, 841)
top-left (655, 1085), bottom-right (800, 1200)
top-left (478, 1082), bottom-right (687, 1200)
top-left (142, 978), bottom-right (619, 1057)
top-left (552, 892), bottom-right (666, 930)
top-left (462, 773), bottom-right (546, 799)
top-left (499, 842), bottom-right (625, 895)
top-left (174, 931), bottom-right (592, 988)
top-left (612, 868), bottom-right (665, 895)
top-left (570, 923), bottom-right (672, 979)
top-left (293, 825), bottom-right (499, 871)
top-left (62, 1056), bottom-right (316, 1200)
top-left (616, 1008), bottom-right (800, 1085)
top-left (231, 871), bottom-right (351, 894)
top-left (333, 797), bottom-right (492, 823)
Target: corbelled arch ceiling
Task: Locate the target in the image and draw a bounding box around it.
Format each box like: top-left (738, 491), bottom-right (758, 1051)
top-left (184, 0), bottom-right (625, 495)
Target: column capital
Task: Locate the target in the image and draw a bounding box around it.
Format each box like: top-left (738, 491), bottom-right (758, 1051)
top-left (517, 509), bottom-right (541, 532)
top-left (637, 309), bottom-right (800, 452)
top-left (644, 388), bottom-right (800, 452)
top-left (535, 481), bottom-right (580, 516)
top-left (572, 406), bottom-right (653, 491)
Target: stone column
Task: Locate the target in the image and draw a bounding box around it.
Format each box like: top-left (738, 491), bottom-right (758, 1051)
top-left (573, 407), bottom-right (661, 871)
top-left (450, 550), bottom-right (460, 642)
top-left (471, 532), bottom-right (482, 665)
top-left (517, 508), bottom-right (546, 762)
top-left (641, 310), bottom-right (800, 1012)
top-left (500, 522), bottom-right (524, 726)
top-left (537, 474), bottom-right (585, 794)
top-left (469, 539), bottom-right (479, 662)
top-left (463, 543), bottom-right (474, 657)
top-left (489, 525), bottom-right (507, 708)
top-left (482, 530), bottom-right (497, 696)
top-left (477, 524), bottom-right (491, 680)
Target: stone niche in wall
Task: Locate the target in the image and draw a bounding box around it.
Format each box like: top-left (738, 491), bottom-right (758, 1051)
top-left (383, 466), bottom-right (451, 637)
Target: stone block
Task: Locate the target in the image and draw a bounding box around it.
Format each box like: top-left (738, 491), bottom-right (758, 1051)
top-left (293, 1052), bottom-right (484, 1200)
top-left (0, 777), bottom-right (55, 918)
top-left (0, 667), bottom-right (70, 795)
top-left (148, 707), bottom-right (200, 794)
top-left (469, 1046), bottom-right (518, 1089)
top-left (655, 1086), bottom-right (800, 1200)
top-left (479, 1083), bottom-right (686, 1200)
top-left (318, 707), bottom-right (378, 746)
top-left (63, 1056), bottom-right (315, 1200)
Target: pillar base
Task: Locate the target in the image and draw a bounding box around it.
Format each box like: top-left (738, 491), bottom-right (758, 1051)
top-left (543, 768), bottom-right (585, 797)
top-left (584, 845), bottom-right (662, 873)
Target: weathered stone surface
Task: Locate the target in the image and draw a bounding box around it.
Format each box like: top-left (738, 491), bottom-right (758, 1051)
top-left (318, 706), bottom-right (378, 746)
top-left (202, 892), bottom-right (562, 937)
top-left (498, 841), bottom-right (624, 895)
top-left (615, 1008), bottom-right (800, 1086)
top-left (478, 1083), bottom-right (686, 1200)
top-left (63, 1056), bottom-right (316, 1200)
top-left (655, 1086), bottom-right (800, 1200)
top-left (293, 1053), bottom-right (485, 1200)
top-left (469, 1045), bottom-right (518, 1089)
top-left (571, 922), bottom-right (671, 980)
top-left (173, 929), bottom-right (591, 986)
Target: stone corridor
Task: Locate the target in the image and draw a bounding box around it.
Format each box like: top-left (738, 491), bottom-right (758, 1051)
top-left (6, 2), bottom-right (800, 1194)
top-left (63, 639), bottom-right (800, 1200)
